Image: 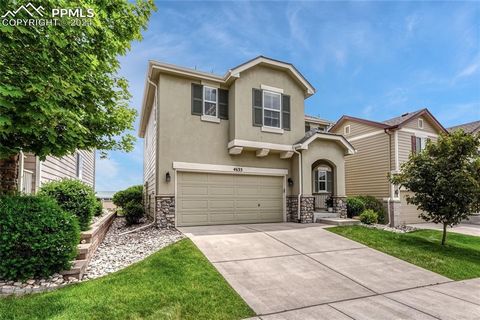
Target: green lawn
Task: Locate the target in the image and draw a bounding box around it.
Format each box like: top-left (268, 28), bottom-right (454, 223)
top-left (328, 226), bottom-right (480, 281)
top-left (0, 239), bottom-right (254, 320)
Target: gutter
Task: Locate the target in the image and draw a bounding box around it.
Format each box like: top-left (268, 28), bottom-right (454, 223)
top-left (120, 78), bottom-right (158, 236)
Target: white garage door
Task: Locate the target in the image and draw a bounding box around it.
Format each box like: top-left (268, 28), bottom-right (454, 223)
top-left (177, 172), bottom-right (284, 226)
top-left (399, 191), bottom-right (425, 224)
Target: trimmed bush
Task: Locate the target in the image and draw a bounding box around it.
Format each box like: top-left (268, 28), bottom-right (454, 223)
top-left (346, 197), bottom-right (365, 218)
top-left (124, 201), bottom-right (145, 225)
top-left (38, 179), bottom-right (97, 231)
top-left (113, 185), bottom-right (144, 225)
top-left (113, 185), bottom-right (143, 208)
top-left (359, 209), bottom-right (378, 225)
top-left (94, 199), bottom-right (103, 217)
top-left (0, 195), bottom-right (80, 280)
top-left (357, 195), bottom-right (388, 224)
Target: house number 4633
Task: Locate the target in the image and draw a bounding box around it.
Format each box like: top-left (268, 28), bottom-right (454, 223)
top-left (233, 167), bottom-right (243, 172)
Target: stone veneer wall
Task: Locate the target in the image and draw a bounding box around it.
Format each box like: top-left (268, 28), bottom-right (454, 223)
top-left (0, 155), bottom-right (19, 193)
top-left (286, 196), bottom-right (298, 222)
top-left (299, 196), bottom-right (314, 223)
top-left (156, 195), bottom-right (175, 228)
top-left (332, 196), bottom-right (347, 218)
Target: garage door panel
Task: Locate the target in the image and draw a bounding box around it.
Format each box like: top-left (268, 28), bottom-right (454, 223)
top-left (177, 172), bottom-right (284, 226)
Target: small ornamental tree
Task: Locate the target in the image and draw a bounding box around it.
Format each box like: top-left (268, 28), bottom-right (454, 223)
top-left (390, 130), bottom-right (480, 245)
top-left (0, 0), bottom-right (155, 193)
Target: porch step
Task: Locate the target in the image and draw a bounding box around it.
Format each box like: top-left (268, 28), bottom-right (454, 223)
top-left (316, 218), bottom-right (360, 226)
top-left (314, 211), bottom-right (340, 219)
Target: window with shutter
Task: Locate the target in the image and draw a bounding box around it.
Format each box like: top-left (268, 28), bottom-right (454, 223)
top-left (252, 89), bottom-right (263, 126)
top-left (282, 95), bottom-right (291, 130)
top-left (191, 84), bottom-right (203, 115)
top-left (218, 89), bottom-right (228, 119)
top-left (263, 91), bottom-right (281, 128)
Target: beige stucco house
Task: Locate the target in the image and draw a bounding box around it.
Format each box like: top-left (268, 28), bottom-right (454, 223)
top-left (139, 56), bottom-right (354, 227)
top-left (330, 108), bottom-right (448, 226)
top-left (18, 151), bottom-right (95, 194)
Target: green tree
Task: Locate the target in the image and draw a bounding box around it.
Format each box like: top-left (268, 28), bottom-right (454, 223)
top-left (390, 130), bottom-right (480, 245)
top-left (0, 0), bottom-right (155, 192)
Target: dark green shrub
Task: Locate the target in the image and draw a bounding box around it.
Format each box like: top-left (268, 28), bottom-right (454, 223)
top-left (346, 197), bottom-right (365, 217)
top-left (359, 209), bottom-right (378, 225)
top-left (357, 195), bottom-right (388, 224)
top-left (124, 201), bottom-right (145, 225)
top-left (94, 199), bottom-right (103, 217)
top-left (113, 185), bottom-right (143, 208)
top-left (38, 179), bottom-right (97, 231)
top-left (113, 185), bottom-right (144, 225)
top-left (0, 195), bottom-right (80, 280)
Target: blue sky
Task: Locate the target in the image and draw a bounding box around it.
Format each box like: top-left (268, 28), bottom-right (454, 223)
top-left (95, 0), bottom-right (480, 192)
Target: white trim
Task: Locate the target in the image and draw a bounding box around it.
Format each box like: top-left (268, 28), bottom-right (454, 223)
top-left (399, 127), bottom-right (437, 138)
top-left (394, 130), bottom-right (399, 171)
top-left (260, 84), bottom-right (284, 94)
top-left (256, 148), bottom-right (270, 157)
top-left (228, 147), bottom-right (243, 155)
top-left (295, 133), bottom-right (356, 155)
top-left (35, 156), bottom-right (41, 192)
top-left (261, 126), bottom-right (284, 134)
top-left (280, 151), bottom-right (294, 159)
top-left (418, 118), bottom-right (424, 129)
top-left (262, 90), bottom-right (282, 129)
top-left (18, 151), bottom-right (25, 192)
top-left (283, 176), bottom-right (287, 222)
top-left (174, 169), bottom-right (178, 228)
top-left (348, 130), bottom-right (385, 142)
top-left (344, 125), bottom-right (351, 135)
top-left (173, 161), bottom-right (288, 176)
top-left (228, 139), bottom-right (293, 152)
top-left (200, 115), bottom-right (220, 123)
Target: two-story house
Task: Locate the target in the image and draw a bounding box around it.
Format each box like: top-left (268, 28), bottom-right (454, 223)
top-left (139, 56), bottom-right (355, 227)
top-left (304, 115), bottom-right (334, 133)
top-left (330, 109), bottom-right (448, 226)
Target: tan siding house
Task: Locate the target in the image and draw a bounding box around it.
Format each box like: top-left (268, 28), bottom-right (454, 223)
top-left (139, 56), bottom-right (355, 227)
top-left (330, 109), bottom-right (447, 226)
top-left (19, 150), bottom-right (95, 194)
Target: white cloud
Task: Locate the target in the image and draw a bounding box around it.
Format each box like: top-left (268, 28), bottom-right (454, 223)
top-left (405, 14), bottom-right (419, 33)
top-left (456, 61), bottom-right (480, 79)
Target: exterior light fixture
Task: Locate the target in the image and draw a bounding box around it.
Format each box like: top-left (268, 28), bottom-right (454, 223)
top-left (288, 178), bottom-right (294, 187)
top-left (165, 172), bottom-right (171, 183)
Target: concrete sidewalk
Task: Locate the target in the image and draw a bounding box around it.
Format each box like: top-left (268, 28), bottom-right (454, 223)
top-left (408, 222), bottom-right (480, 237)
top-left (180, 223), bottom-right (480, 319)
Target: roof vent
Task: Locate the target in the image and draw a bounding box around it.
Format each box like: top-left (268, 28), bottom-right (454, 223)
top-left (401, 112), bottom-right (409, 117)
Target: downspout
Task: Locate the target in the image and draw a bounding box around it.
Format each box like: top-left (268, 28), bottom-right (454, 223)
top-left (18, 151), bottom-right (25, 192)
top-left (120, 79), bottom-right (158, 236)
top-left (385, 128), bottom-right (393, 226)
top-left (292, 147), bottom-right (303, 221)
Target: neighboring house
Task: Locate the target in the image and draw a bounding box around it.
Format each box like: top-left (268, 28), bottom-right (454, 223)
top-left (96, 191), bottom-right (116, 210)
top-left (330, 108), bottom-right (448, 226)
top-left (139, 56), bottom-right (355, 227)
top-left (447, 120), bottom-right (480, 135)
top-left (305, 115), bottom-right (334, 133)
top-left (19, 151), bottom-right (95, 194)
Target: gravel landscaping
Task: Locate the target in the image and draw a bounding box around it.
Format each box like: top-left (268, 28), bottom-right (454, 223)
top-left (1, 217), bottom-right (184, 296)
top-left (363, 223), bottom-right (418, 233)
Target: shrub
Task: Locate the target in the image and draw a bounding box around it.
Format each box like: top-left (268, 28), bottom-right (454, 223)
top-left (94, 199), bottom-right (103, 217)
top-left (357, 195), bottom-right (388, 224)
top-left (113, 185), bottom-right (144, 225)
top-left (113, 185), bottom-right (143, 208)
top-left (0, 195), bottom-right (80, 280)
top-left (359, 209), bottom-right (378, 225)
top-left (124, 201), bottom-right (145, 225)
top-left (346, 197), bottom-right (365, 218)
top-left (38, 179), bottom-right (97, 231)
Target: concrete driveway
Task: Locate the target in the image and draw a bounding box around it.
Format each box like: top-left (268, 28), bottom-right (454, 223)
top-left (180, 223), bottom-right (480, 319)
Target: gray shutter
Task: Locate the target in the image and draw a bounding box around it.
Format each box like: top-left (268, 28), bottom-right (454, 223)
top-left (411, 135), bottom-right (416, 154)
top-left (282, 95), bottom-right (291, 131)
top-left (326, 171), bottom-right (333, 193)
top-left (191, 84), bottom-right (203, 115)
top-left (252, 88), bottom-right (263, 126)
top-left (218, 89), bottom-right (228, 120)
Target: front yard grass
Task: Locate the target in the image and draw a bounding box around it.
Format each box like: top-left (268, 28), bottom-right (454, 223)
top-left (328, 226), bottom-right (480, 281)
top-left (0, 239), bottom-right (254, 320)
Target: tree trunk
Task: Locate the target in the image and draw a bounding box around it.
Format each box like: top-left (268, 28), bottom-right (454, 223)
top-left (0, 154), bottom-right (19, 195)
top-left (441, 222), bottom-right (448, 245)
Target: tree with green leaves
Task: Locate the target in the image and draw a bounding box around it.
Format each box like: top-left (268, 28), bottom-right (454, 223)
top-left (390, 130), bottom-right (480, 245)
top-left (0, 0), bottom-right (155, 192)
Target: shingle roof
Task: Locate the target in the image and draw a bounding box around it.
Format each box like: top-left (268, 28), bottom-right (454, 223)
top-left (382, 108), bottom-right (426, 126)
top-left (295, 128), bottom-right (345, 144)
top-left (447, 120), bottom-right (480, 134)
top-left (305, 114), bottom-right (334, 125)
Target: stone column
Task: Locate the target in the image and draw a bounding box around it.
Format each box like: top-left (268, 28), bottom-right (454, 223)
top-left (155, 196), bottom-right (175, 228)
top-left (332, 196), bottom-right (347, 218)
top-left (0, 154), bottom-right (19, 194)
top-left (299, 196), bottom-right (314, 223)
top-left (286, 196), bottom-right (298, 222)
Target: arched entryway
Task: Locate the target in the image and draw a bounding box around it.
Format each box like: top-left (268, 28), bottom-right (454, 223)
top-left (311, 160), bottom-right (334, 210)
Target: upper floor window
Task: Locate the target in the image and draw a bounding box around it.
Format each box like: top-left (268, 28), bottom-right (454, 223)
top-left (344, 125), bottom-right (351, 135)
top-left (412, 136), bottom-right (428, 154)
top-left (203, 86), bottom-right (217, 117)
top-left (76, 153), bottom-right (83, 179)
top-left (191, 84), bottom-right (228, 120)
top-left (263, 91), bottom-right (281, 128)
top-left (418, 118), bottom-right (424, 129)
